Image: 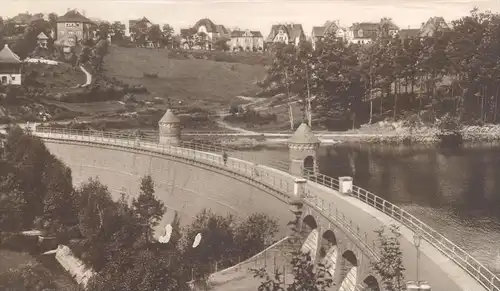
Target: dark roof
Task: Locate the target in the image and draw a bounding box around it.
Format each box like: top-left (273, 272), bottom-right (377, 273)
top-left (230, 30), bottom-right (263, 38)
top-left (159, 109), bottom-right (180, 124)
top-left (0, 44), bottom-right (22, 63)
top-left (129, 17), bottom-right (151, 27)
top-left (194, 18), bottom-right (217, 33)
top-left (420, 17), bottom-right (450, 37)
top-left (398, 29), bottom-right (420, 39)
top-left (288, 123), bottom-right (320, 144)
top-left (381, 19), bottom-right (399, 30)
top-left (216, 24), bottom-right (229, 35)
top-left (312, 26), bottom-right (325, 38)
top-left (350, 22), bottom-right (379, 39)
top-left (312, 21), bottom-right (341, 38)
top-left (57, 10), bottom-right (93, 24)
top-left (266, 23), bottom-right (305, 42)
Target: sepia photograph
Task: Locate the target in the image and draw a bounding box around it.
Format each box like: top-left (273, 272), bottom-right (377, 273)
top-left (1, 0), bottom-right (500, 290)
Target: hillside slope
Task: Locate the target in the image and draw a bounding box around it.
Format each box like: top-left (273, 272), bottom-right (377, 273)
top-left (103, 46), bottom-right (267, 105)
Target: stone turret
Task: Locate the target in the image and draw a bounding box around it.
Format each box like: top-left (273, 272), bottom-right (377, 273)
top-left (158, 109), bottom-right (181, 146)
top-left (287, 122), bottom-right (320, 177)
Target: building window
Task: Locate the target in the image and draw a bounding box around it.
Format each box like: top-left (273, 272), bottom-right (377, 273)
top-left (1, 76), bottom-right (7, 84)
top-left (68, 31), bottom-right (74, 36)
top-left (12, 76), bottom-right (15, 81)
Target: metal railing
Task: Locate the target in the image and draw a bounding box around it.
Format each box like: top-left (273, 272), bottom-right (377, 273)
top-left (32, 126), bottom-right (500, 291)
top-left (34, 127), bottom-right (293, 203)
top-left (303, 168), bottom-right (500, 291)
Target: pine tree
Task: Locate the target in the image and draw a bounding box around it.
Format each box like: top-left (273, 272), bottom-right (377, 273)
top-left (132, 175), bottom-right (166, 244)
top-left (371, 224), bottom-right (406, 291)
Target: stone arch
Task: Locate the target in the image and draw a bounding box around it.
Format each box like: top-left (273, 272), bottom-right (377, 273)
top-left (319, 230), bottom-right (339, 280)
top-left (338, 250), bottom-right (358, 291)
top-left (300, 215), bottom-right (319, 261)
top-left (303, 155), bottom-right (315, 170)
top-left (360, 275), bottom-right (380, 291)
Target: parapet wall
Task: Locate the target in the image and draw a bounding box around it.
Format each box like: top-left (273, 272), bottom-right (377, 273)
top-left (43, 140), bottom-right (294, 237)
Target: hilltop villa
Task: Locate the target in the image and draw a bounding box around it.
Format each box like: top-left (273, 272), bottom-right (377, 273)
top-left (311, 20), bottom-right (347, 49)
top-left (230, 29), bottom-right (264, 52)
top-left (266, 23), bottom-right (306, 46)
top-left (181, 18), bottom-right (230, 50)
top-left (0, 44), bottom-right (23, 86)
top-left (55, 10), bottom-right (95, 52)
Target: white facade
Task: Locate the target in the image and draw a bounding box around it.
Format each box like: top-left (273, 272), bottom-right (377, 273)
top-left (0, 74), bottom-right (22, 85)
top-left (273, 29), bottom-right (289, 43)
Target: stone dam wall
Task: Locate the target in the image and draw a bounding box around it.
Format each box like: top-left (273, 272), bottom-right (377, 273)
top-left (44, 141), bottom-right (293, 237)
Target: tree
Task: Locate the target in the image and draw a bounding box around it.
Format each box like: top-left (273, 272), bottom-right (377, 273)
top-left (251, 251), bottom-right (333, 291)
top-left (182, 209), bottom-right (236, 279)
top-left (161, 24), bottom-right (174, 48)
top-left (110, 21), bottom-right (126, 42)
top-left (97, 21), bottom-right (111, 39)
top-left (214, 38), bottom-right (230, 51)
top-left (0, 262), bottom-right (59, 291)
top-left (371, 224), bottom-right (406, 291)
top-left (132, 175), bottom-right (166, 243)
top-left (234, 213), bottom-right (278, 260)
top-left (196, 32), bottom-right (208, 49)
top-left (181, 28), bottom-right (196, 49)
top-left (147, 25), bottom-right (163, 48)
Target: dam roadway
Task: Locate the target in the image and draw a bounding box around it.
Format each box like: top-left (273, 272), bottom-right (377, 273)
top-left (27, 122), bottom-right (499, 291)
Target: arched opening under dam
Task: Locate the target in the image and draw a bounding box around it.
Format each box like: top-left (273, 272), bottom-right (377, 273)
top-left (300, 215), bottom-right (319, 260)
top-left (319, 230), bottom-right (338, 278)
top-left (339, 250), bottom-right (358, 291)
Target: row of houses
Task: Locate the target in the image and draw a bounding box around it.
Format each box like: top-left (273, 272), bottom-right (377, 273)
top-left (5, 10), bottom-right (451, 54)
top-left (175, 16), bottom-right (450, 52)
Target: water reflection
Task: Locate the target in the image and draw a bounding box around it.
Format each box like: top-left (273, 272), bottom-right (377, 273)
top-left (243, 143), bottom-right (500, 273)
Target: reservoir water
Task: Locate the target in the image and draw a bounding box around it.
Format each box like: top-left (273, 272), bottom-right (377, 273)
top-left (242, 143), bottom-right (500, 274)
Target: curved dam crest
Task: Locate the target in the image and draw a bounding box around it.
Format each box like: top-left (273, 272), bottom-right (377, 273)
top-left (32, 121), bottom-right (496, 291)
top-left (44, 141), bottom-right (293, 236)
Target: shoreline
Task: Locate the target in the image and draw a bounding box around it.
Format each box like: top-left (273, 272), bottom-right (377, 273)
top-left (216, 128), bottom-right (500, 150)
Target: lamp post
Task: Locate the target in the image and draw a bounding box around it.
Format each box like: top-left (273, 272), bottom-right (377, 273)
top-left (406, 230), bottom-right (431, 291)
top-left (414, 230), bottom-right (422, 283)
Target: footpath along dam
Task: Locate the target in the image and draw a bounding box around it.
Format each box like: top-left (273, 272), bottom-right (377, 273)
top-left (31, 109), bottom-right (500, 291)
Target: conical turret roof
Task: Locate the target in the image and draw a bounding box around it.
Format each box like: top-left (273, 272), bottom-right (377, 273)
top-left (288, 123), bottom-right (320, 144)
top-left (0, 44), bottom-right (22, 63)
top-left (159, 109), bottom-right (180, 123)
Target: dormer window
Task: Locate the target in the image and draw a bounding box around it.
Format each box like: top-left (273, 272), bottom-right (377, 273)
top-left (278, 29), bottom-right (284, 34)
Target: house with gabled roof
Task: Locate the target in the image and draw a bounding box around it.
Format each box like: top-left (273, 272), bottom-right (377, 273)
top-left (55, 9), bottom-right (95, 46)
top-left (311, 20), bottom-right (347, 49)
top-left (0, 44), bottom-right (23, 86)
top-left (230, 29), bottom-right (264, 52)
top-left (420, 17), bottom-right (450, 37)
top-left (346, 22), bottom-right (379, 44)
top-left (181, 18), bottom-right (230, 50)
top-left (266, 23), bottom-right (306, 46)
top-left (128, 17), bottom-right (153, 40)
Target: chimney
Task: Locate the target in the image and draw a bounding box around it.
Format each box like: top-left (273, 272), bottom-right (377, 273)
top-left (408, 25), bottom-right (410, 29)
top-left (336, 20), bottom-right (340, 26)
top-left (421, 22), bottom-right (425, 28)
top-left (82, 10), bottom-right (86, 16)
top-left (67, 8), bottom-right (70, 12)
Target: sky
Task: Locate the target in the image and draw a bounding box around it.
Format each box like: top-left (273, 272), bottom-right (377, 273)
top-left (3, 0), bottom-right (500, 37)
